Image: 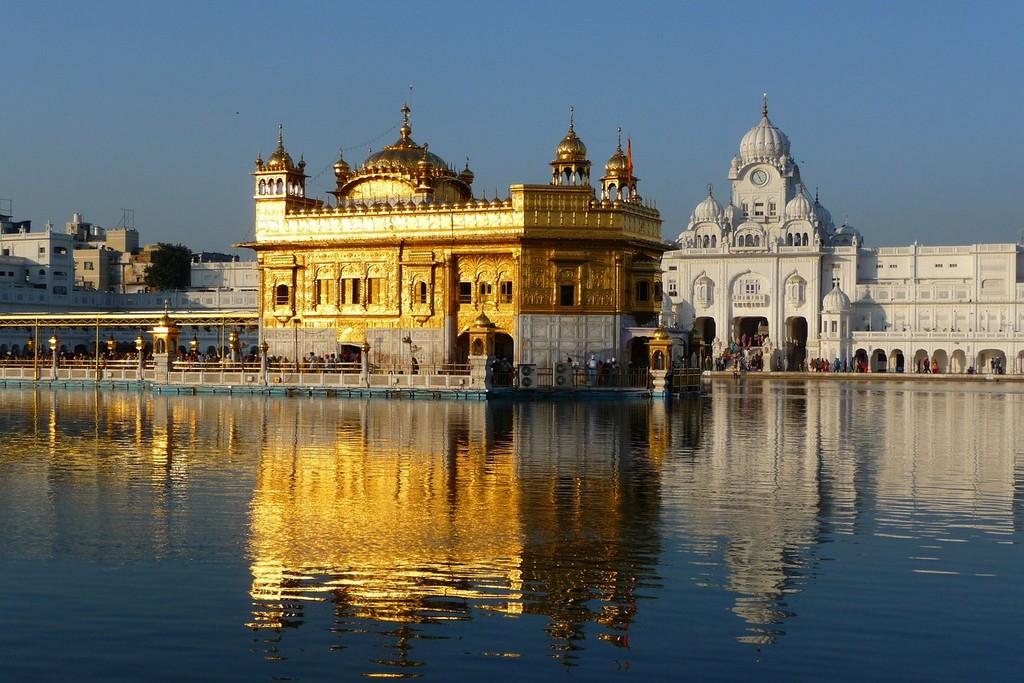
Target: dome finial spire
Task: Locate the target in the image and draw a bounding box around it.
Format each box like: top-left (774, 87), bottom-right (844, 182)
top-left (762, 93), bottom-right (768, 118)
top-left (569, 106), bottom-right (575, 133)
top-left (617, 126), bottom-right (623, 151)
top-left (707, 183), bottom-right (714, 197)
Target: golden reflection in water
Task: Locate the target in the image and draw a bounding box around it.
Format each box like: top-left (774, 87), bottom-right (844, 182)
top-left (244, 399), bottom-right (674, 671)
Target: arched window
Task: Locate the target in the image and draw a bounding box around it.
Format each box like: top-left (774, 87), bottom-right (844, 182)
top-left (711, 235), bottom-right (717, 247)
top-left (276, 179), bottom-right (284, 194)
top-left (636, 280), bottom-right (650, 302)
top-left (418, 281), bottom-right (428, 304)
top-left (275, 284), bottom-right (290, 306)
top-left (787, 233), bottom-right (793, 246)
top-left (258, 180), bottom-right (266, 195)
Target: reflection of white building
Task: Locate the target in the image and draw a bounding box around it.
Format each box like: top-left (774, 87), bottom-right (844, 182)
top-left (662, 99), bottom-right (1024, 374)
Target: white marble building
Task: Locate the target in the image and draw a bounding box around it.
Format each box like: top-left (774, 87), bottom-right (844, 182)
top-left (662, 99), bottom-right (1024, 374)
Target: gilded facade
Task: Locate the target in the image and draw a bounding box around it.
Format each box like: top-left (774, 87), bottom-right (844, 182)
top-left (240, 107), bottom-right (666, 368)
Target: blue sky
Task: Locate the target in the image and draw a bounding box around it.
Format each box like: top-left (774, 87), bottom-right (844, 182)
top-left (2, 1), bottom-right (1022, 255)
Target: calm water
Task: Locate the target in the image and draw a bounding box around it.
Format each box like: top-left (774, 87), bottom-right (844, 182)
top-left (0, 381), bottom-right (1021, 682)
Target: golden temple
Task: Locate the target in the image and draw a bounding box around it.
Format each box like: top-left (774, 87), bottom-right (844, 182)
top-left (239, 106), bottom-right (667, 369)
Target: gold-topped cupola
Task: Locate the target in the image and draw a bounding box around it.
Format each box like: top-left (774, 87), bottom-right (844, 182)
top-left (550, 106), bottom-right (591, 187)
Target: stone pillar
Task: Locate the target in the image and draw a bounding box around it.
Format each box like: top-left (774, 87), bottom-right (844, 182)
top-left (260, 341), bottom-right (270, 385)
top-left (467, 313), bottom-right (496, 391)
top-left (360, 341), bottom-right (371, 387)
top-left (648, 327), bottom-right (673, 398)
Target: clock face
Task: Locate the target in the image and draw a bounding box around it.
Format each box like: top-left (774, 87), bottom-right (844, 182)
top-left (751, 169), bottom-right (769, 186)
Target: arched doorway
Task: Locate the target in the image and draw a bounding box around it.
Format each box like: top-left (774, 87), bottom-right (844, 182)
top-left (494, 333), bottom-right (514, 364)
top-left (871, 349), bottom-right (887, 372)
top-left (913, 349), bottom-right (930, 373)
top-left (891, 349), bottom-right (905, 373)
top-left (786, 317), bottom-right (808, 370)
top-left (693, 317), bottom-right (716, 364)
top-left (733, 316), bottom-right (769, 347)
top-left (628, 336), bottom-right (650, 369)
top-left (932, 349), bottom-right (949, 373)
top-left (854, 348), bottom-right (868, 372)
top-left (976, 349), bottom-right (1007, 374)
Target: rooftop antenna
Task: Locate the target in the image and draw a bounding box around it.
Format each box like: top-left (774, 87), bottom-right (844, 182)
top-left (117, 208), bottom-right (135, 230)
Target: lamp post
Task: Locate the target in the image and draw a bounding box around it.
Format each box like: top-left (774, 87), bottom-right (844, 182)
top-left (260, 341), bottom-right (269, 385)
top-left (360, 340), bottom-right (370, 387)
top-left (229, 329), bottom-right (240, 363)
top-left (190, 335), bottom-right (199, 355)
top-left (135, 335), bottom-right (145, 378)
top-left (49, 334), bottom-right (59, 380)
top-left (107, 335), bottom-right (117, 357)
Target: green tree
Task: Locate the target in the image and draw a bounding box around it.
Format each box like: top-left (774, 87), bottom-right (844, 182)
top-left (143, 243), bottom-right (192, 290)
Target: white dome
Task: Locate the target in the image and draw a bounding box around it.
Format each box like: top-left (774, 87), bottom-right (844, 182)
top-left (813, 194), bottom-right (833, 231)
top-left (785, 187), bottom-right (815, 220)
top-left (739, 102), bottom-right (791, 163)
top-left (822, 284), bottom-right (851, 313)
top-left (692, 185), bottom-right (723, 223)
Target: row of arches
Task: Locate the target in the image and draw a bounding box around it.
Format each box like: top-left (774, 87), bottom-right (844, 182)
top-left (257, 178), bottom-right (304, 197)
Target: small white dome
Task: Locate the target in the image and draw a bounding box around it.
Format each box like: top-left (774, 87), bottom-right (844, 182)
top-left (693, 185), bottom-right (723, 223)
top-left (813, 193), bottom-right (833, 231)
top-left (822, 283), bottom-right (851, 313)
top-left (785, 187), bottom-right (815, 220)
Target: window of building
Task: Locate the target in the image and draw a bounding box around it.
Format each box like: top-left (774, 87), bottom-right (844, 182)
top-left (500, 281), bottom-right (513, 303)
top-left (53, 286), bottom-right (67, 295)
top-left (635, 280), bottom-right (650, 302)
top-left (418, 281), bottom-right (428, 304)
top-left (768, 201), bottom-right (777, 216)
top-left (346, 278), bottom-right (360, 304)
top-left (365, 278), bottom-right (379, 304)
top-left (741, 203), bottom-right (748, 217)
top-left (479, 282), bottom-right (493, 302)
top-left (459, 281), bottom-right (472, 304)
top-left (54, 246), bottom-right (67, 255)
top-left (275, 284), bottom-right (290, 306)
top-left (743, 280), bottom-right (760, 296)
top-left (83, 262), bottom-right (94, 270)
top-left (559, 284), bottom-right (575, 306)
top-left (315, 278), bottom-right (334, 306)
top-left (753, 202), bottom-right (764, 218)
top-left (654, 282), bottom-right (662, 302)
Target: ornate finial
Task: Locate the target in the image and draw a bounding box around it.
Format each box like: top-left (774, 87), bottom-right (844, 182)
top-left (707, 183), bottom-right (713, 196)
top-left (400, 104), bottom-right (412, 140)
top-left (815, 188), bottom-right (819, 202)
top-left (569, 106), bottom-right (575, 132)
top-left (762, 93), bottom-right (768, 117)
top-left (617, 126), bottom-right (622, 151)
top-left (277, 124), bottom-right (284, 146)
top-left (464, 156), bottom-right (470, 170)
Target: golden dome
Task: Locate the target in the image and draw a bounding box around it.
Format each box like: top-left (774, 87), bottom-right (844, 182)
top-left (333, 148), bottom-right (350, 178)
top-left (555, 107), bottom-right (588, 162)
top-left (362, 105), bottom-right (451, 174)
top-left (458, 157), bottom-right (475, 185)
top-left (605, 130), bottom-right (629, 176)
top-left (267, 125), bottom-right (294, 168)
